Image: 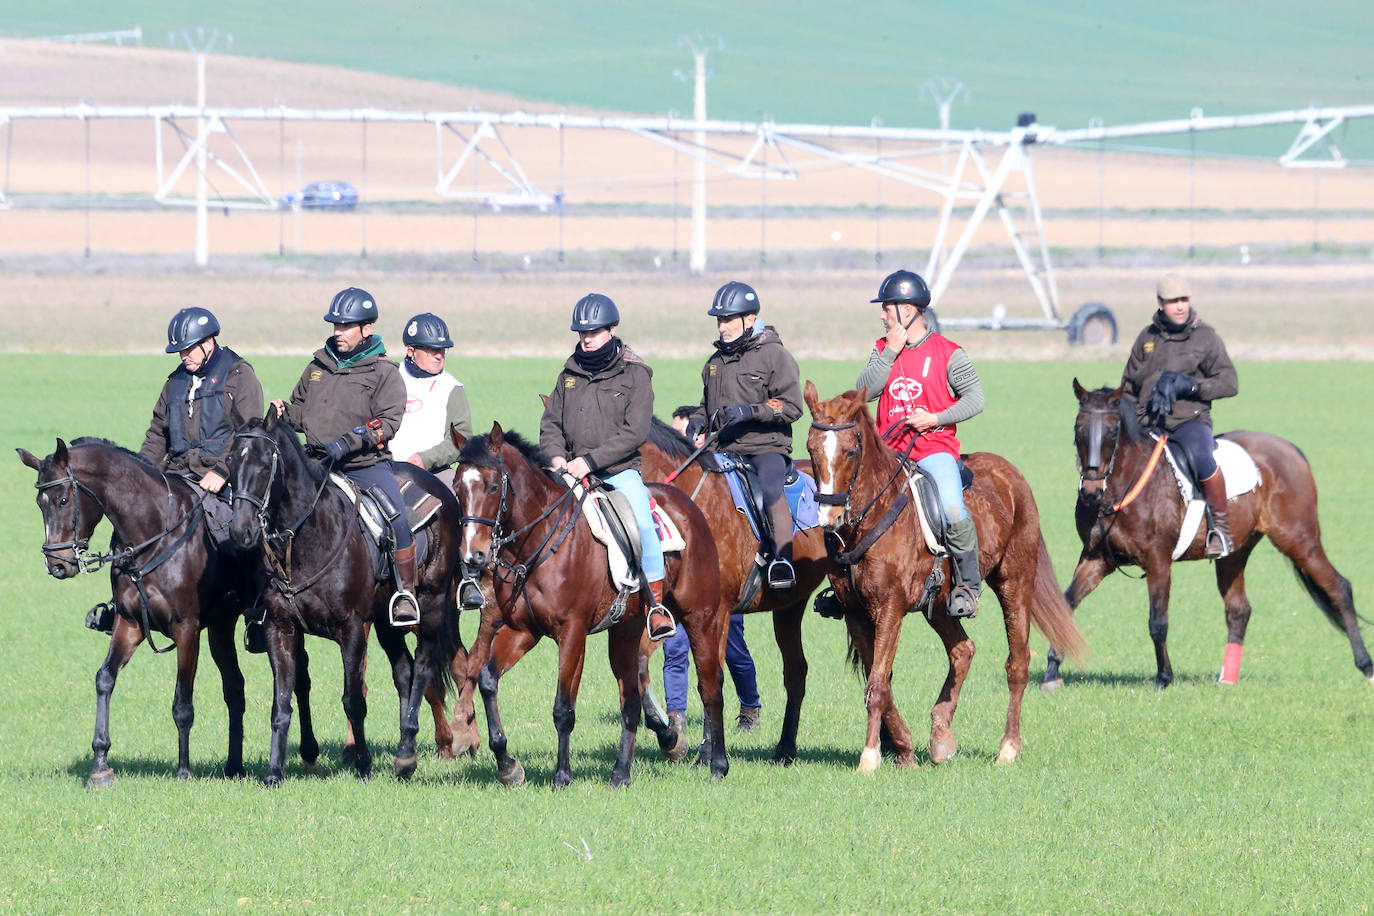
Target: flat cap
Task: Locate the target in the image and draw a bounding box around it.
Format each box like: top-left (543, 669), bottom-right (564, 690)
top-left (1156, 273), bottom-right (1191, 301)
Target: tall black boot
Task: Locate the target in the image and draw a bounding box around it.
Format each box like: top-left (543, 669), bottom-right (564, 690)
top-left (1200, 468), bottom-right (1233, 558)
top-left (765, 497), bottom-right (796, 590)
top-left (389, 543), bottom-right (421, 626)
top-left (945, 516), bottom-right (981, 618)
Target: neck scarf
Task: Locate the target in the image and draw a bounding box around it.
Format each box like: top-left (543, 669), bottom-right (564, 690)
top-left (572, 336), bottom-right (621, 374)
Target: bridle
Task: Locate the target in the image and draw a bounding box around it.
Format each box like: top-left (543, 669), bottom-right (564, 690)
top-left (229, 428), bottom-right (283, 533)
top-left (35, 469), bottom-right (103, 572)
top-left (1077, 406), bottom-right (1120, 492)
top-left (810, 416), bottom-right (915, 528)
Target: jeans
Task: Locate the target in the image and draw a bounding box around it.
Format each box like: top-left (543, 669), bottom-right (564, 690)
top-left (601, 468), bottom-right (664, 582)
top-left (1170, 419), bottom-right (1217, 479)
top-left (346, 462), bottom-right (412, 550)
top-left (916, 451), bottom-right (968, 523)
top-left (662, 613), bottom-right (760, 712)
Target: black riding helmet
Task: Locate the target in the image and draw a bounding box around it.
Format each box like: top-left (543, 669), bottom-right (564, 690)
top-left (324, 287), bottom-right (379, 324)
top-left (570, 293), bottom-right (620, 332)
top-left (871, 270), bottom-right (931, 309)
top-left (402, 312), bottom-right (454, 349)
top-left (708, 281), bottom-right (761, 317)
top-left (165, 307), bottom-right (221, 353)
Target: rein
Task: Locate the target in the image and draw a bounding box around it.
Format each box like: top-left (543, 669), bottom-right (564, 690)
top-left (461, 458), bottom-right (587, 591)
top-left (811, 416), bottom-right (917, 566)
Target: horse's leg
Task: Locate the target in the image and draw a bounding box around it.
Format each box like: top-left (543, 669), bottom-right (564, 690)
top-left (684, 609), bottom-right (729, 780)
top-left (262, 622), bottom-right (298, 787)
top-left (1211, 537), bottom-right (1260, 684)
top-left (165, 622), bottom-right (202, 781)
top-left (205, 620), bottom-right (246, 779)
top-left (1046, 552), bottom-right (1113, 688)
top-left (1266, 525), bottom-right (1374, 682)
top-left (842, 609), bottom-right (916, 767)
top-left (342, 621), bottom-right (371, 765)
top-left (479, 625), bottom-right (539, 787)
top-left (858, 603), bottom-right (909, 774)
top-left (608, 626), bottom-right (647, 788)
top-left (425, 677), bottom-right (454, 760)
top-left (770, 605), bottom-right (808, 765)
top-left (339, 621), bottom-right (373, 781)
top-left (989, 571), bottom-right (1032, 764)
top-left (551, 631), bottom-right (589, 790)
top-left (926, 614), bottom-right (976, 766)
top-left (372, 621), bottom-right (423, 779)
top-left (1137, 560), bottom-right (1174, 688)
top-left (292, 631), bottom-right (320, 774)
top-left (449, 603), bottom-right (499, 759)
top-left (88, 615), bottom-right (144, 789)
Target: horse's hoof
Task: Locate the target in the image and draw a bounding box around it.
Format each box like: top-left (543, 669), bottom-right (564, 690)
top-left (662, 729), bottom-right (689, 763)
top-left (609, 772), bottom-right (632, 789)
top-left (436, 744), bottom-right (456, 762)
top-left (263, 773), bottom-right (282, 788)
top-left (857, 747), bottom-right (882, 775)
top-left (393, 755), bottom-right (418, 780)
top-left (497, 760), bottom-right (525, 788)
top-left (996, 740), bottom-right (1021, 765)
top-left (894, 752), bottom-right (919, 769)
top-left (929, 736), bottom-right (958, 765)
top-left (1040, 677), bottom-right (1064, 694)
top-left (552, 771), bottom-right (572, 791)
top-left (86, 768), bottom-right (116, 790)
top-left (223, 764), bottom-right (245, 780)
top-left (301, 761), bottom-right (323, 777)
top-left (771, 750), bottom-right (797, 767)
top-left (340, 744), bottom-right (357, 767)
top-left (176, 767), bottom-right (192, 781)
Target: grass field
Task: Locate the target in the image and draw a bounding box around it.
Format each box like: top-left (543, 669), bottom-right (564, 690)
top-left (7, 0), bottom-right (1374, 157)
top-left (2, 354), bottom-right (1372, 912)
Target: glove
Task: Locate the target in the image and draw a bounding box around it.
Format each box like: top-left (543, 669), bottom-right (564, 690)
top-left (1147, 371), bottom-right (1198, 424)
top-left (323, 436), bottom-right (351, 464)
top-left (719, 403), bottom-right (753, 429)
top-left (684, 417), bottom-right (705, 440)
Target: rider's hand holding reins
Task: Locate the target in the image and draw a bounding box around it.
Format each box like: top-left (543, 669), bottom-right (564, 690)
top-left (902, 408), bottom-right (941, 433)
top-left (1147, 371), bottom-right (1199, 425)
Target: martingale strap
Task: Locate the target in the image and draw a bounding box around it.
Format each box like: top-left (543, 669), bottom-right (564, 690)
top-left (1112, 434), bottom-right (1169, 512)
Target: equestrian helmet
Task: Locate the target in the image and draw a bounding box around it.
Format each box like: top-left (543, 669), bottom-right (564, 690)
top-left (870, 270), bottom-right (932, 309)
top-left (402, 312), bottom-right (454, 349)
top-left (324, 287), bottom-right (379, 324)
top-left (164, 307), bottom-right (221, 353)
top-left (708, 281), bottom-right (761, 317)
top-left (570, 293), bottom-right (620, 332)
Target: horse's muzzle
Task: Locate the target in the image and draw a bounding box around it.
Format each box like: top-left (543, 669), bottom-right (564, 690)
top-left (46, 556), bottom-right (78, 579)
top-left (229, 520), bottom-right (260, 550)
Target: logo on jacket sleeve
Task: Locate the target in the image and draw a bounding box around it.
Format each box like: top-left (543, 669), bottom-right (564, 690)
top-left (310, 369), bottom-right (323, 381)
top-left (564, 376), bottom-right (576, 388)
top-left (1143, 342), bottom-right (1155, 355)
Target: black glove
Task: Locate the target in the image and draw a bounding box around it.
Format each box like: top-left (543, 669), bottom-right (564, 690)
top-left (1147, 371), bottom-right (1198, 424)
top-left (684, 417), bottom-right (705, 440)
top-left (719, 403), bottom-right (753, 428)
top-left (323, 436), bottom-right (351, 464)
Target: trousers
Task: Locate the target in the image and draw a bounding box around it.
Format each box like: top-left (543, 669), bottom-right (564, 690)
top-left (601, 468), bottom-right (665, 582)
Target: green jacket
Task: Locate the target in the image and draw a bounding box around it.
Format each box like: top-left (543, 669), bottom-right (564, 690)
top-left (1121, 308), bottom-right (1237, 431)
top-left (539, 343), bottom-right (654, 476)
top-left (284, 336), bottom-right (406, 470)
top-left (690, 325), bottom-right (802, 456)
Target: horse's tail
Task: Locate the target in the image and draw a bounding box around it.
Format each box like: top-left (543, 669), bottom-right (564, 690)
top-left (429, 600), bottom-right (460, 696)
top-left (843, 611), bottom-right (872, 682)
top-left (1030, 534), bottom-right (1090, 666)
top-left (1289, 564), bottom-right (1368, 631)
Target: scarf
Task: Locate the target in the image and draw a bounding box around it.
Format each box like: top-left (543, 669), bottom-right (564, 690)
top-left (572, 336), bottom-right (621, 374)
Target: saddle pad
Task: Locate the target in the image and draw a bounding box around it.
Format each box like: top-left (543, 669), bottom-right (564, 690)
top-left (328, 472), bottom-right (440, 542)
top-left (562, 474), bottom-right (686, 590)
top-left (715, 455), bottom-right (819, 539)
top-left (1156, 436), bottom-right (1261, 503)
top-left (324, 473), bottom-right (430, 581)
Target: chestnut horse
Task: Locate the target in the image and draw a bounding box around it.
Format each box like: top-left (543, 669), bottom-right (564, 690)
top-left (804, 384), bottom-right (1087, 772)
top-left (1050, 381), bottom-right (1372, 689)
top-left (453, 424), bottom-right (726, 787)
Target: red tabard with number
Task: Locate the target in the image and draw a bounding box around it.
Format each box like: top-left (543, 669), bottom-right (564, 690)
top-left (874, 333), bottom-right (962, 460)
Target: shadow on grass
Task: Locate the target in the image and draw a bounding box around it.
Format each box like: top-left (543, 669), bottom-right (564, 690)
top-left (1038, 668), bottom-right (1217, 688)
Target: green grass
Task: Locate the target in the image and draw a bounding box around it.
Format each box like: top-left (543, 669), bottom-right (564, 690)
top-left (5, 1), bottom-right (1374, 157)
top-left (3, 356), bottom-right (1374, 912)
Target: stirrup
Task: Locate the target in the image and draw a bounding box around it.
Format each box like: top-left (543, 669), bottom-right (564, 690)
top-left (1205, 528), bottom-right (1232, 559)
top-left (767, 557), bottom-right (796, 591)
top-left (947, 584), bottom-right (979, 619)
top-left (457, 578), bottom-right (486, 610)
top-left (85, 601), bottom-right (117, 634)
top-left (389, 590), bottom-right (421, 627)
top-left (646, 605), bottom-right (677, 642)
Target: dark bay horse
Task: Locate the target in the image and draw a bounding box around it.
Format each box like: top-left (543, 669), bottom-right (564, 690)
top-left (640, 418), bottom-right (838, 763)
top-left (1052, 381), bottom-right (1372, 689)
top-left (226, 412), bottom-right (462, 785)
top-left (804, 384), bottom-right (1087, 772)
top-left (17, 437), bottom-right (289, 787)
top-left (453, 423), bottom-right (726, 788)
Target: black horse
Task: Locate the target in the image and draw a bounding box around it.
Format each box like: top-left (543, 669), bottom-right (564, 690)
top-left (16, 437), bottom-right (313, 787)
top-left (225, 410), bottom-right (462, 785)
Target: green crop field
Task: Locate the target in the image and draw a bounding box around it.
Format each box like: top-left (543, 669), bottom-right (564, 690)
top-left (2, 354), bottom-right (1372, 912)
top-left (6, 0), bottom-right (1374, 157)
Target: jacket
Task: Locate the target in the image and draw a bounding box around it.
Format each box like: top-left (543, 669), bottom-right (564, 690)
top-left (140, 345), bottom-right (263, 479)
top-left (1121, 308), bottom-right (1237, 431)
top-left (690, 325), bottom-right (802, 456)
top-left (284, 336), bottom-right (406, 470)
top-left (539, 343), bottom-right (654, 476)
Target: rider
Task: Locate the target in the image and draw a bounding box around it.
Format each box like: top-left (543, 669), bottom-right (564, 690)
top-left (389, 312), bottom-right (473, 486)
top-left (274, 287), bottom-right (421, 626)
top-left (685, 281), bottom-right (803, 591)
top-left (539, 293), bottom-right (676, 642)
top-left (856, 269), bottom-right (985, 617)
top-left (1121, 273), bottom-right (1239, 557)
top-left (140, 306), bottom-right (264, 545)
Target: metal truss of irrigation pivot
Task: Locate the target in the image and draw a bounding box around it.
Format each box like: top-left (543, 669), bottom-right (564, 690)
top-left (1, 102), bottom-right (1371, 326)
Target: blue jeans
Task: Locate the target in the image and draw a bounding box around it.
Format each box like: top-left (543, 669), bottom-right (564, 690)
top-left (916, 451), bottom-right (968, 523)
top-left (663, 613), bottom-right (760, 712)
top-left (601, 468), bottom-right (664, 582)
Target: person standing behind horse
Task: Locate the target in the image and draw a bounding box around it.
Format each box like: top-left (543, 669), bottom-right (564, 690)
top-left (271, 287), bottom-right (420, 626)
top-left (685, 281), bottom-right (803, 592)
top-left (1121, 273), bottom-right (1238, 557)
top-left (539, 293), bottom-right (676, 642)
top-left (389, 312), bottom-right (473, 487)
top-left (855, 269), bottom-right (985, 617)
top-left (141, 306), bottom-right (264, 548)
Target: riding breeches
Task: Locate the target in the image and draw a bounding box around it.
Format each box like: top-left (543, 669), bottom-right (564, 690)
top-left (346, 463), bottom-right (413, 550)
top-left (916, 451), bottom-right (968, 523)
top-left (1169, 419), bottom-right (1217, 479)
top-left (601, 468), bottom-right (664, 582)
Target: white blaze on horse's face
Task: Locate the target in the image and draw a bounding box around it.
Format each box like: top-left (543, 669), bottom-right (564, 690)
top-left (816, 430), bottom-right (843, 529)
top-left (457, 467), bottom-right (494, 562)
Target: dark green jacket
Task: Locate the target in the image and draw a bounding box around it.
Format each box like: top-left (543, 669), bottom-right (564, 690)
top-left (284, 337), bottom-right (405, 470)
top-left (690, 325), bottom-right (802, 456)
top-left (1121, 308), bottom-right (1237, 430)
top-left (539, 344), bottom-right (654, 476)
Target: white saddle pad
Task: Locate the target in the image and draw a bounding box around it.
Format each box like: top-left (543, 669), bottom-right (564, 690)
top-left (562, 474), bottom-right (686, 590)
top-left (1155, 437), bottom-right (1262, 559)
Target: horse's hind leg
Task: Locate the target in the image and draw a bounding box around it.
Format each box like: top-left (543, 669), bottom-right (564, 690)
top-left (637, 645), bottom-right (687, 762)
top-left (843, 610), bottom-right (916, 768)
top-left (926, 615), bottom-right (976, 765)
top-left (608, 626), bottom-right (647, 788)
top-left (480, 626), bottom-right (539, 787)
top-left (373, 622), bottom-right (421, 778)
top-left (1046, 552), bottom-right (1113, 687)
top-left (770, 605), bottom-right (809, 765)
top-left (338, 622), bottom-right (373, 781)
top-left (89, 616), bottom-right (144, 789)
top-left (988, 571), bottom-right (1032, 764)
top-left (292, 632), bottom-right (320, 773)
top-left (206, 621), bottom-right (246, 779)
top-left (1266, 526), bottom-right (1374, 682)
top-left (1214, 536), bottom-right (1259, 684)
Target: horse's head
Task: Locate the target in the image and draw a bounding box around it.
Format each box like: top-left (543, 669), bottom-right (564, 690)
top-left (17, 439), bottom-right (103, 579)
top-left (453, 421), bottom-right (512, 575)
top-left (804, 381), bottom-right (870, 530)
top-left (1073, 379), bottom-right (1126, 500)
top-left (225, 414), bottom-right (286, 550)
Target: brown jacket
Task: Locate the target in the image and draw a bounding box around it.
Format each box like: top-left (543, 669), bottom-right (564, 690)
top-left (283, 337), bottom-right (406, 470)
top-left (690, 325), bottom-right (802, 456)
top-left (140, 345), bottom-right (263, 479)
top-left (1121, 308), bottom-right (1237, 430)
top-left (539, 343), bottom-right (654, 476)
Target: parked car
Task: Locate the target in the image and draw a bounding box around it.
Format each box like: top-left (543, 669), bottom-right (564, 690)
top-left (280, 181), bottom-right (358, 211)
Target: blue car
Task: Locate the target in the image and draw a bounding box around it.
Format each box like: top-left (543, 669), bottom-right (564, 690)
top-left (280, 181), bottom-right (358, 211)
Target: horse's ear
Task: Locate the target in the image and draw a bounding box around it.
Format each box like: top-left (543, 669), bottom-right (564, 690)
top-left (54, 438), bottom-right (69, 465)
top-left (16, 447), bottom-right (41, 471)
top-left (803, 380), bottom-right (819, 414)
top-left (489, 421), bottom-right (505, 450)
top-left (264, 402), bottom-right (284, 429)
top-left (1072, 378), bottom-right (1087, 402)
top-left (538, 393), bottom-right (550, 408)
top-left (1108, 384), bottom-right (1125, 404)
top-left (227, 399), bottom-right (246, 431)
top-left (449, 424), bottom-right (467, 450)
top-left (853, 386), bottom-right (868, 406)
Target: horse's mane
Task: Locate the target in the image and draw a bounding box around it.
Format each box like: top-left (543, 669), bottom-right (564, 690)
top-left (69, 436), bottom-right (162, 473)
top-left (648, 415), bottom-right (716, 470)
top-left (460, 428), bottom-right (555, 478)
top-left (270, 417), bottom-right (326, 483)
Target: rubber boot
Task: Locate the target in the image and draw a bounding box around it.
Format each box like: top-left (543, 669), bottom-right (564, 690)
top-left (389, 543), bottom-right (421, 626)
top-left (945, 516), bottom-right (981, 618)
top-left (646, 579), bottom-right (676, 642)
top-left (765, 496), bottom-right (796, 590)
top-left (1200, 468), bottom-right (1233, 558)
top-left (736, 704), bottom-right (761, 732)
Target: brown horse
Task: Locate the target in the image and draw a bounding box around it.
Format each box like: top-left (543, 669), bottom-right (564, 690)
top-left (804, 383), bottom-right (1087, 772)
top-left (1051, 381), bottom-right (1373, 689)
top-left (453, 423), bottom-right (726, 787)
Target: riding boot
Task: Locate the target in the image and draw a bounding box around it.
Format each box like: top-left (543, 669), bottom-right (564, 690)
top-left (1200, 468), bottom-right (1233, 558)
top-left (389, 544), bottom-right (421, 627)
top-left (945, 516), bottom-right (981, 618)
top-left (765, 496), bottom-right (797, 590)
top-left (646, 579), bottom-right (676, 642)
top-left (736, 704), bottom-right (762, 732)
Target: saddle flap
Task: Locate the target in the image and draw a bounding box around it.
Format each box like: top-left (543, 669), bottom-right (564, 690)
top-left (900, 461), bottom-right (948, 556)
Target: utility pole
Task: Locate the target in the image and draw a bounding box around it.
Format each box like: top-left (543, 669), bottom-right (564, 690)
top-left (677, 33), bottom-right (722, 275)
top-left (170, 27), bottom-right (231, 267)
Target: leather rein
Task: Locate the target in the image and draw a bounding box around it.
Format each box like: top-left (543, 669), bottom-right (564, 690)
top-left (811, 417), bottom-right (917, 566)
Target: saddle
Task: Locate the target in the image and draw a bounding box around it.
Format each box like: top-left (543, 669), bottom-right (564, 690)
top-left (899, 456), bottom-right (974, 556)
top-left (1154, 434), bottom-right (1261, 559)
top-left (563, 474), bottom-right (686, 591)
top-left (328, 472), bottom-right (440, 579)
top-left (714, 452), bottom-right (819, 552)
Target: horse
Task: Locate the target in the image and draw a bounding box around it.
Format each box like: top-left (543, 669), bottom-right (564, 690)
top-left (1051, 381), bottom-right (1373, 689)
top-left (16, 437), bottom-right (301, 787)
top-left (452, 423), bottom-right (726, 787)
top-left (225, 410), bottom-right (462, 785)
top-left (803, 383), bottom-right (1088, 773)
top-left (639, 417), bottom-right (839, 763)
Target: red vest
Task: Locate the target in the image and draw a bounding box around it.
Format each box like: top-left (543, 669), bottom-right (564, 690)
top-left (874, 333), bottom-right (962, 460)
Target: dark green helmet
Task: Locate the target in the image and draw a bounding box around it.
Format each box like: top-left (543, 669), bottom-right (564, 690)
top-left (324, 287), bottom-right (379, 324)
top-left (570, 293), bottom-right (620, 332)
top-left (402, 313), bottom-right (454, 349)
top-left (870, 270), bottom-right (931, 309)
top-left (165, 307), bottom-right (220, 353)
top-left (708, 281), bottom-right (760, 317)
